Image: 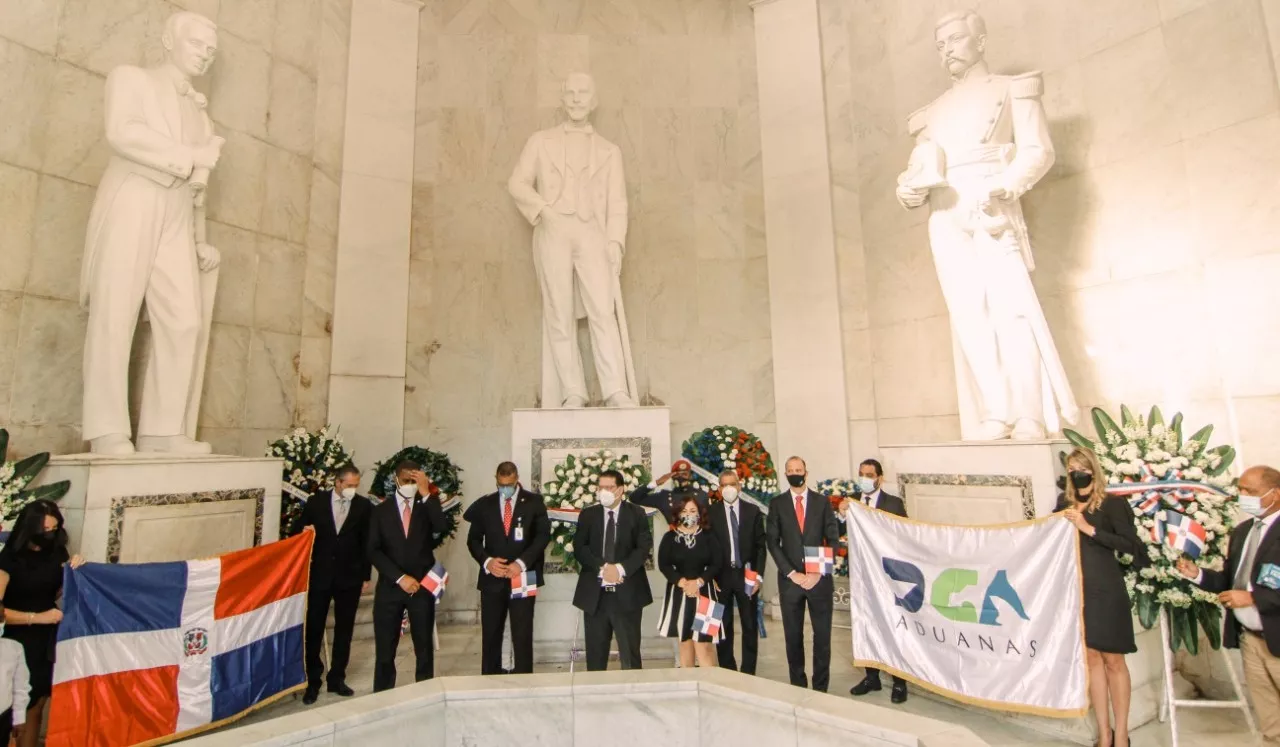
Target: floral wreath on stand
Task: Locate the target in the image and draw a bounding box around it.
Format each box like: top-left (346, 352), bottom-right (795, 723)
top-left (0, 429), bottom-right (70, 528)
top-left (816, 479), bottom-right (859, 584)
top-left (266, 426), bottom-right (353, 539)
top-left (542, 450), bottom-right (651, 573)
top-left (1064, 405), bottom-right (1238, 654)
top-left (681, 426), bottom-right (778, 504)
top-left (369, 446), bottom-right (464, 550)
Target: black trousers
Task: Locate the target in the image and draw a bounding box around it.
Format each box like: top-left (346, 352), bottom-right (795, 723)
top-left (779, 576), bottom-right (833, 691)
top-left (583, 591), bottom-right (643, 671)
top-left (304, 584), bottom-right (362, 688)
top-left (716, 586), bottom-right (760, 675)
top-left (480, 589), bottom-right (536, 675)
top-left (0, 707), bottom-right (11, 746)
top-left (862, 666), bottom-right (905, 687)
top-left (372, 585), bottom-right (435, 692)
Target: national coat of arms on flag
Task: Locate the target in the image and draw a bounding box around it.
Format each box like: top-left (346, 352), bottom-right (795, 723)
top-left (693, 595), bottom-right (725, 638)
top-left (804, 545), bottom-right (834, 576)
top-left (47, 532), bottom-right (313, 747)
top-left (1161, 511), bottom-right (1207, 560)
top-left (510, 570), bottom-right (538, 599)
top-left (421, 562), bottom-right (449, 599)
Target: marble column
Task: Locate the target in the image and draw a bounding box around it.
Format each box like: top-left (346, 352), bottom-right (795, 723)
top-left (750, 0), bottom-right (851, 479)
top-left (327, 0), bottom-right (422, 476)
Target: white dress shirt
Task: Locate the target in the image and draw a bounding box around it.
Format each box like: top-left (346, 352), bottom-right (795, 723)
top-left (863, 489), bottom-right (881, 510)
top-left (0, 638), bottom-right (29, 725)
top-left (331, 489), bottom-right (351, 532)
top-left (725, 501), bottom-right (741, 568)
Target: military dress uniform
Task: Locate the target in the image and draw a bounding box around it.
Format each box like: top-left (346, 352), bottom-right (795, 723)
top-left (906, 71), bottom-right (1077, 439)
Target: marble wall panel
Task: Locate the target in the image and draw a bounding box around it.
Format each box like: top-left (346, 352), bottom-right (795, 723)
top-left (208, 31), bottom-right (272, 139)
top-left (274, 0), bottom-right (319, 75)
top-left (0, 0), bottom-right (63, 55)
top-left (27, 175), bottom-right (94, 303)
top-left (41, 62), bottom-right (111, 186)
top-left (1185, 113), bottom-right (1280, 262)
top-left (261, 146), bottom-right (313, 243)
top-left (255, 238), bottom-right (306, 336)
top-left (207, 221), bottom-right (259, 328)
top-left (0, 38), bottom-right (56, 171)
top-left (0, 163), bottom-right (39, 293)
top-left (219, 0), bottom-right (277, 52)
top-left (268, 60), bottom-right (318, 156)
top-left (245, 329), bottom-right (300, 430)
top-left (200, 323), bottom-right (252, 429)
top-left (0, 292), bottom-right (22, 423)
top-left (56, 0), bottom-right (165, 77)
top-left (9, 297), bottom-right (86, 428)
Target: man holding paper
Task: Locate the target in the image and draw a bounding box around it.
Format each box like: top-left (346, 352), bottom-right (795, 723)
top-left (767, 456), bottom-right (841, 691)
top-left (368, 461), bottom-right (448, 692)
top-left (464, 462), bottom-right (551, 675)
top-left (710, 469), bottom-right (767, 674)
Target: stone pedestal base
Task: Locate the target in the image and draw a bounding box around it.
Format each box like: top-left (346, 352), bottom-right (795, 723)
top-left (510, 406), bottom-right (673, 663)
top-left (32, 453), bottom-right (283, 563)
top-left (879, 440), bottom-right (1071, 521)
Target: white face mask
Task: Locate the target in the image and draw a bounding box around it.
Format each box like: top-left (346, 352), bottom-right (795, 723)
top-left (721, 486), bottom-right (739, 503)
top-left (339, 487), bottom-right (356, 500)
top-left (597, 488), bottom-right (619, 508)
top-left (397, 483), bottom-right (417, 499)
top-left (856, 477), bottom-right (877, 495)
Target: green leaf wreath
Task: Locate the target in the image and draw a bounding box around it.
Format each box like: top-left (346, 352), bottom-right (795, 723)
top-left (0, 428), bottom-right (70, 523)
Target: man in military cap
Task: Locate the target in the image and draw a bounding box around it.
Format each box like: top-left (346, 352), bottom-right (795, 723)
top-left (896, 10), bottom-right (1077, 442)
top-left (630, 459), bottom-right (709, 524)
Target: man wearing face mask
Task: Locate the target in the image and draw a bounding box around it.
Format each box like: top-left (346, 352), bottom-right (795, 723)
top-left (839, 459), bottom-right (909, 702)
top-left (367, 460), bottom-right (448, 691)
top-left (767, 456), bottom-right (841, 691)
top-left (1179, 465), bottom-right (1280, 743)
top-left (571, 469), bottom-right (654, 670)
top-left (464, 462), bottom-right (551, 675)
top-left (292, 463), bottom-right (373, 704)
top-left (631, 459), bottom-right (709, 524)
top-left (709, 469), bottom-right (766, 674)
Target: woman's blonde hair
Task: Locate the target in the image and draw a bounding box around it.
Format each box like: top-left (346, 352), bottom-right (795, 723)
top-left (1065, 446), bottom-right (1106, 513)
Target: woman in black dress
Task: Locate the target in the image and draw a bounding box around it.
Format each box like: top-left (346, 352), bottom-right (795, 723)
top-left (1058, 447), bottom-right (1141, 747)
top-left (0, 500), bottom-right (83, 747)
top-left (657, 494), bottom-right (722, 668)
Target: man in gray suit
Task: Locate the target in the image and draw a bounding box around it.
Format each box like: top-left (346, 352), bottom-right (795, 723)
top-left (508, 72), bottom-right (635, 409)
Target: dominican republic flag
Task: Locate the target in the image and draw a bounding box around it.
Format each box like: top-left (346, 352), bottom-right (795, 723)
top-left (510, 570), bottom-right (538, 599)
top-left (693, 596), bottom-right (725, 638)
top-left (743, 567), bottom-right (760, 596)
top-left (422, 562), bottom-right (449, 599)
top-left (46, 533), bottom-right (313, 747)
top-left (804, 546), bottom-right (834, 576)
top-left (1132, 491), bottom-right (1162, 517)
top-left (1163, 511), bottom-right (1208, 560)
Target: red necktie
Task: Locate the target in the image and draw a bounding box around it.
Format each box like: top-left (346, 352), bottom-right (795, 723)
top-left (401, 500), bottom-right (412, 537)
top-left (502, 497), bottom-right (513, 535)
top-left (795, 494), bottom-right (806, 531)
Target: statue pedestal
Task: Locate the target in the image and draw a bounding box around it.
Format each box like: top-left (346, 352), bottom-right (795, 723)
top-left (879, 440), bottom-right (1071, 522)
top-left (32, 454), bottom-right (283, 563)
top-left (510, 406), bottom-right (672, 664)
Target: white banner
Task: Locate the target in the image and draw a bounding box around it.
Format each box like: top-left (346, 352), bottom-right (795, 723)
top-left (846, 505), bottom-right (1088, 717)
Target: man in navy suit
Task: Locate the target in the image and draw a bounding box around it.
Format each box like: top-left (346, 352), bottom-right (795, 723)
top-left (767, 456), bottom-right (840, 691)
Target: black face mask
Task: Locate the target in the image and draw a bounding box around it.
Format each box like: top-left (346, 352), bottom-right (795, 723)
top-left (31, 530), bottom-right (56, 550)
top-left (786, 474), bottom-right (805, 488)
top-left (1069, 471), bottom-right (1093, 490)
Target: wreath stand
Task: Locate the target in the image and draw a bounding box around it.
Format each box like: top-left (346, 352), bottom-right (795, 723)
top-left (1156, 608), bottom-right (1257, 746)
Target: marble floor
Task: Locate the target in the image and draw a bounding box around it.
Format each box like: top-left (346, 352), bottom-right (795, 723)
top-left (225, 623), bottom-right (1251, 746)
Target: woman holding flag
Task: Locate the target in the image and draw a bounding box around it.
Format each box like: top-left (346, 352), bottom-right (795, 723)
top-left (1058, 447), bottom-right (1142, 747)
top-left (657, 495), bottom-right (723, 668)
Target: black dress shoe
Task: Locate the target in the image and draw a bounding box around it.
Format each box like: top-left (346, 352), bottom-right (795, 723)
top-left (327, 682), bottom-right (355, 697)
top-left (302, 687), bottom-right (319, 705)
top-left (890, 681), bottom-right (908, 703)
top-left (849, 676), bottom-right (882, 696)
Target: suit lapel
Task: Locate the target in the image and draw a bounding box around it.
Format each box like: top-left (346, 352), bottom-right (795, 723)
top-left (321, 491), bottom-right (339, 537)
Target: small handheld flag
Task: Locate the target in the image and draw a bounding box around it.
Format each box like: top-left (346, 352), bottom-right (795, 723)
top-left (743, 567), bottom-right (760, 596)
top-left (1162, 512), bottom-right (1207, 560)
top-left (804, 545), bottom-right (834, 576)
top-left (693, 595), bottom-right (725, 638)
top-left (421, 562), bottom-right (449, 599)
top-left (511, 570), bottom-right (538, 599)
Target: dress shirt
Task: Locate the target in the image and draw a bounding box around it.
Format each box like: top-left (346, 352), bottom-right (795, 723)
top-left (863, 489), bottom-right (881, 510)
top-left (393, 494), bottom-right (416, 586)
top-left (331, 489), bottom-right (351, 532)
top-left (484, 490), bottom-right (528, 575)
top-left (0, 638), bottom-right (29, 725)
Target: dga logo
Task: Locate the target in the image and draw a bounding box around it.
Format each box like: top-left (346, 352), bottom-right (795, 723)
top-left (183, 627), bottom-right (210, 657)
top-left (882, 558), bottom-right (1029, 626)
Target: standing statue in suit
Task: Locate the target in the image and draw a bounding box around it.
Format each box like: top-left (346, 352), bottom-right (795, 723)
top-left (464, 462), bottom-right (551, 676)
top-left (80, 11), bottom-right (226, 455)
top-left (896, 10), bottom-right (1077, 442)
top-left (767, 457), bottom-right (841, 692)
top-left (508, 72), bottom-right (637, 409)
top-left (571, 469), bottom-right (653, 670)
top-left (840, 459), bottom-right (909, 704)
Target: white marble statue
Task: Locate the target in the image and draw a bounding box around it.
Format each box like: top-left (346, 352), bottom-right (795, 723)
top-left (896, 10), bottom-right (1078, 441)
top-left (508, 72), bottom-right (638, 409)
top-left (80, 11), bottom-right (225, 455)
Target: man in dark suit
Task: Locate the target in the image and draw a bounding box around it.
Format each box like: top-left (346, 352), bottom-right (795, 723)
top-left (367, 460), bottom-right (448, 692)
top-left (630, 459), bottom-right (709, 524)
top-left (841, 458), bottom-right (909, 703)
top-left (464, 461), bottom-right (551, 675)
top-left (292, 463), bottom-right (372, 704)
top-left (572, 469), bottom-right (653, 670)
top-left (710, 469), bottom-right (766, 674)
top-left (1179, 465), bottom-right (1280, 742)
top-left (767, 455), bottom-right (841, 691)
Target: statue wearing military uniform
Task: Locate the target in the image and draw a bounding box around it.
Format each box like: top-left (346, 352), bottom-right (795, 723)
top-left (896, 10), bottom-right (1077, 441)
